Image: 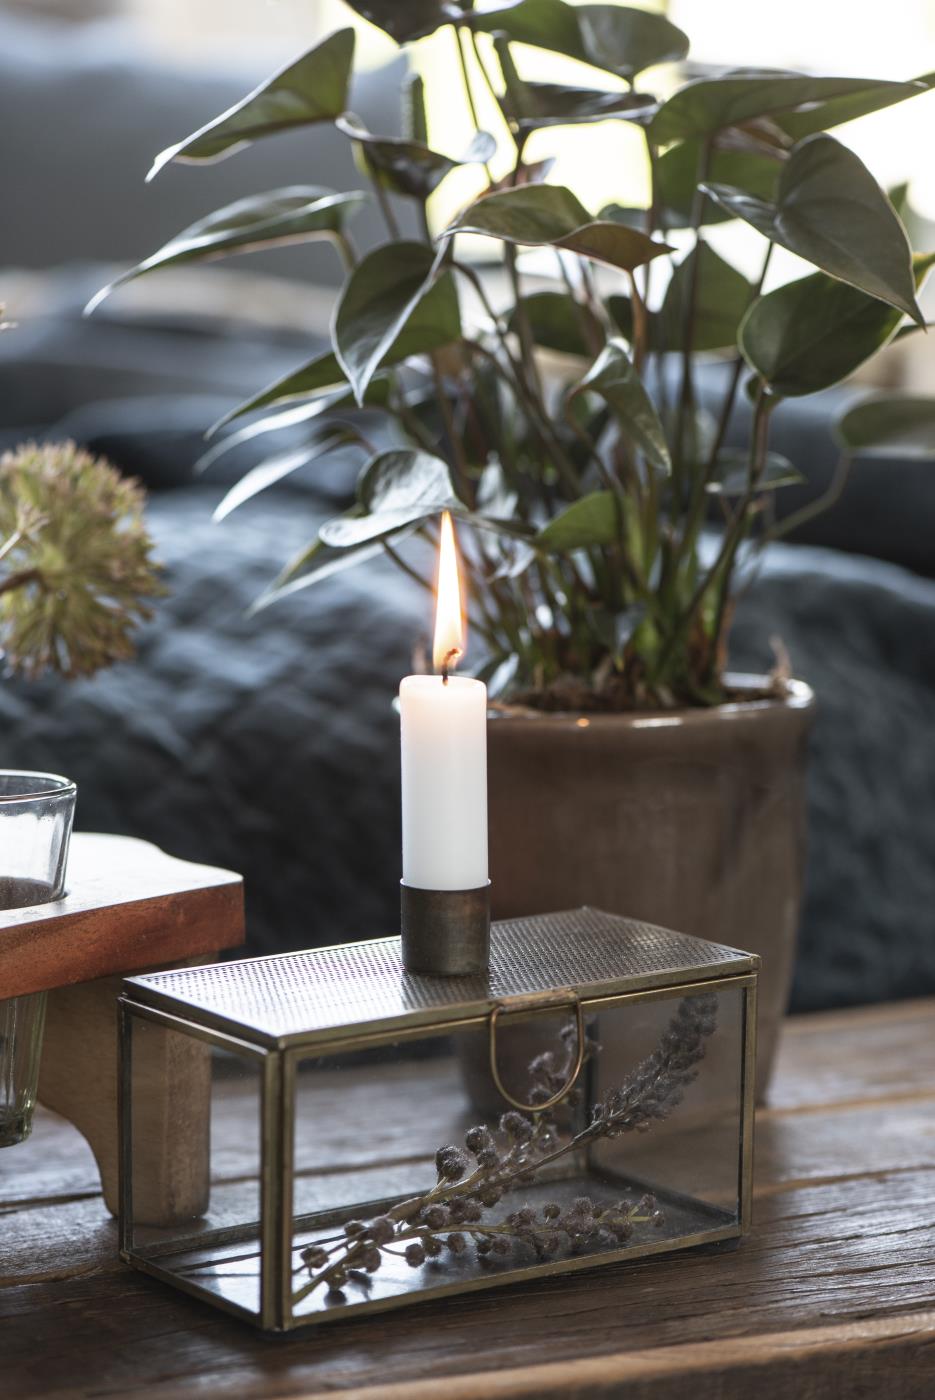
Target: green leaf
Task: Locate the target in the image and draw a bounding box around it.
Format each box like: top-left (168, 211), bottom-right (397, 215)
top-left (775, 73), bottom-right (935, 142)
top-left (569, 339), bottom-right (670, 470)
top-left (471, 1), bottom-right (689, 81)
top-left (705, 450), bottom-right (803, 495)
top-left (252, 537), bottom-right (387, 611)
top-left (656, 243), bottom-right (752, 353)
top-left (606, 292), bottom-right (634, 339)
top-left (333, 242), bottom-right (461, 404)
top-left (207, 350), bottom-right (346, 436)
top-left (85, 188), bottom-right (365, 313)
top-left (197, 390), bottom-right (356, 475)
top-left (451, 182), bottom-right (590, 240)
top-left (650, 73), bottom-right (918, 146)
top-left (500, 80), bottom-right (655, 132)
top-left (444, 185), bottom-right (673, 273)
top-left (655, 141), bottom-right (782, 228)
top-left (508, 291), bottom-right (602, 356)
top-left (342, 0), bottom-right (457, 43)
top-left (211, 260), bottom-right (462, 433)
top-left (403, 72), bottom-right (429, 145)
top-left (147, 29), bottom-right (355, 178)
top-left (834, 395), bottom-right (935, 458)
top-left (598, 204), bottom-right (649, 231)
top-left (213, 434), bottom-right (351, 522)
top-left (536, 490), bottom-right (621, 551)
top-left (704, 135), bottom-right (923, 324)
top-left (738, 252), bottom-right (935, 397)
top-left (336, 114), bottom-right (495, 199)
top-left (319, 450), bottom-right (459, 547)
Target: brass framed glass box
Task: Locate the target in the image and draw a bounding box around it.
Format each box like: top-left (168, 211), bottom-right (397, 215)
top-left (118, 908), bottom-right (758, 1332)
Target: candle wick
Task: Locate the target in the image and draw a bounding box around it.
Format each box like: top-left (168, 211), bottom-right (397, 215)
top-left (440, 646), bottom-right (461, 686)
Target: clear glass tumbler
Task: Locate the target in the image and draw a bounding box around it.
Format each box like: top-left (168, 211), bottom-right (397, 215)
top-left (0, 770), bottom-right (76, 1147)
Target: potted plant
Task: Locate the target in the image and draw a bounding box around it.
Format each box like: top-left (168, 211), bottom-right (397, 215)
top-left (92, 2), bottom-right (935, 1093)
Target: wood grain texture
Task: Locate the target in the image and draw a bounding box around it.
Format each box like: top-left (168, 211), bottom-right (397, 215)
top-left (1, 1000), bottom-right (934, 1399)
top-left (0, 833), bottom-right (244, 998)
top-left (39, 970), bottom-right (212, 1223)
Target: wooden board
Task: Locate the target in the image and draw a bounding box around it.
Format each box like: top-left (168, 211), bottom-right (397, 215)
top-left (1, 998), bottom-right (935, 1398)
top-left (0, 833), bottom-right (244, 998)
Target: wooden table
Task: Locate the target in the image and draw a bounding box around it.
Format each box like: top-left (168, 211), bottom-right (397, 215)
top-left (2, 998), bottom-right (934, 1399)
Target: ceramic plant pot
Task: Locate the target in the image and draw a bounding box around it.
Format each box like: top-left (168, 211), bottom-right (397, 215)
top-left (487, 676), bottom-right (816, 1101)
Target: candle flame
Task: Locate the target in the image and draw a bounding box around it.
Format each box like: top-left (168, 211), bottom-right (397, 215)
top-left (433, 511), bottom-right (465, 677)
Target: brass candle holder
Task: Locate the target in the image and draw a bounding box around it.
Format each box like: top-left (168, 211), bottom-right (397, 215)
top-left (399, 881), bottom-right (491, 976)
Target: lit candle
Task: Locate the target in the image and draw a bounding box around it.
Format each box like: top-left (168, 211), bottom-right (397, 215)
top-left (399, 512), bottom-right (488, 892)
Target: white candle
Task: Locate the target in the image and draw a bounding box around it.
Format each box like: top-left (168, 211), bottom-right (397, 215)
top-left (399, 512), bottom-right (488, 892)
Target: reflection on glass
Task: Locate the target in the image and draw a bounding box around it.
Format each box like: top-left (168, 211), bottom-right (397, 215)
top-left (124, 983), bottom-right (747, 1327)
top-left (0, 770), bottom-right (76, 1148)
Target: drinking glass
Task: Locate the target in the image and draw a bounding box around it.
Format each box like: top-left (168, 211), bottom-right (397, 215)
top-left (0, 771), bottom-right (76, 1147)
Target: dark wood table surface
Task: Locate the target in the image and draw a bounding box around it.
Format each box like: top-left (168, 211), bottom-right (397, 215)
top-left (2, 998), bottom-right (934, 1399)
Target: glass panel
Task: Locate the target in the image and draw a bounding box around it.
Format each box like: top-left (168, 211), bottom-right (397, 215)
top-left (127, 1011), bottom-right (263, 1320)
top-left (288, 984), bottom-right (744, 1321)
top-left (0, 770), bottom-right (76, 1147)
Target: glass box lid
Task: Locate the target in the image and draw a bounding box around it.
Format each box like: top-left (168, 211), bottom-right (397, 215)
top-left (123, 907), bottom-right (758, 1050)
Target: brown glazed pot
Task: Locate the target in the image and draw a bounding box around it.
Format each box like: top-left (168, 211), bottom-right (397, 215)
top-left (487, 674), bottom-right (816, 1101)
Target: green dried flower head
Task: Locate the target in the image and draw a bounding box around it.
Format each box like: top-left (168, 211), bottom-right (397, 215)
top-left (0, 441), bottom-right (164, 680)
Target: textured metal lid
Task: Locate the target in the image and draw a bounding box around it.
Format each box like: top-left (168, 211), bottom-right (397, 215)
top-left (124, 907), bottom-right (757, 1049)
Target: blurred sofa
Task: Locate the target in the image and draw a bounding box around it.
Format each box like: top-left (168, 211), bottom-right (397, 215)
top-left (2, 10), bottom-right (934, 1014)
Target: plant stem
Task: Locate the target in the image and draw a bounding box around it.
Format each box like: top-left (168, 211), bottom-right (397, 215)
top-left (334, 231), bottom-right (359, 274)
top-left (381, 540), bottom-right (432, 594)
top-left (672, 137), bottom-right (713, 491)
top-left (453, 24), bottom-right (493, 184)
top-left (768, 452), bottom-right (853, 540)
top-left (367, 162), bottom-right (401, 240)
top-left (705, 241), bottom-right (775, 477)
top-left (0, 529), bottom-right (25, 566)
top-left (0, 568), bottom-right (40, 597)
top-left (455, 265), bottom-right (581, 496)
top-left (651, 382), bottom-right (774, 690)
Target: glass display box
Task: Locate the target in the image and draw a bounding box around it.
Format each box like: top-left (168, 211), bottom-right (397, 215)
top-left (118, 908), bottom-right (758, 1332)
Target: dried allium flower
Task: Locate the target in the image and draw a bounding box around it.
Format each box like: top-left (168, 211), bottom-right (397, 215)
top-left (465, 1125), bottom-right (493, 1155)
top-left (500, 1111), bottom-right (533, 1142)
top-left (369, 1216), bottom-right (395, 1245)
top-left (297, 994), bottom-right (718, 1303)
top-left (422, 1204), bottom-right (450, 1229)
top-left (0, 441), bottom-right (163, 679)
top-left (435, 1145), bottom-right (468, 1181)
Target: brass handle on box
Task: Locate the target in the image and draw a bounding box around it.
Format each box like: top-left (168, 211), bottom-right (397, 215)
top-left (488, 992), bottom-right (585, 1113)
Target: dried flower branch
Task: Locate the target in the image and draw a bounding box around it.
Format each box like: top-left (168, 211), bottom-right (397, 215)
top-left (0, 441), bottom-right (164, 679)
top-left (297, 992), bottom-right (717, 1302)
